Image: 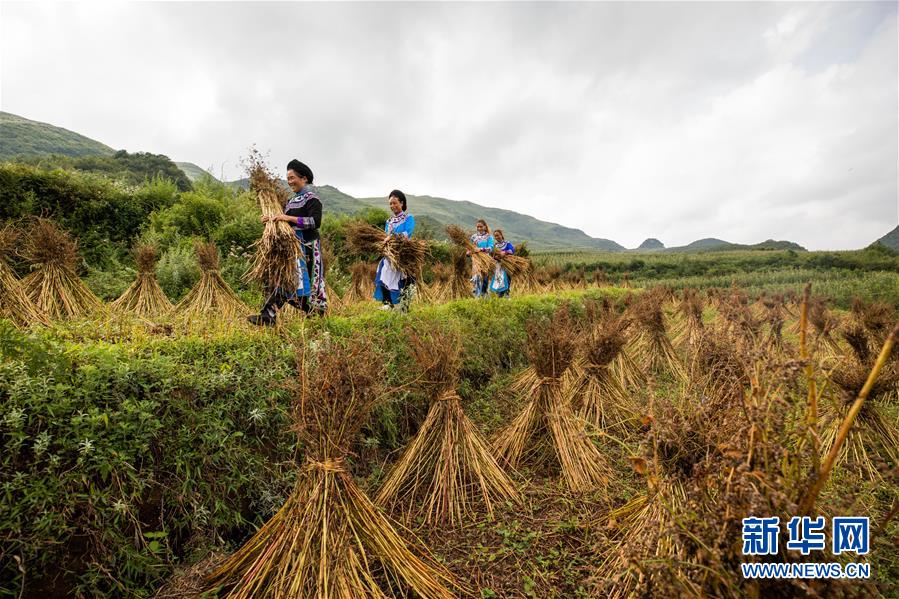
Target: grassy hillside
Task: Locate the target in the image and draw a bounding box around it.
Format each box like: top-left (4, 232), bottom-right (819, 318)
top-left (0, 112), bottom-right (114, 160)
top-left (873, 225), bottom-right (899, 251)
top-left (175, 161), bottom-right (217, 182)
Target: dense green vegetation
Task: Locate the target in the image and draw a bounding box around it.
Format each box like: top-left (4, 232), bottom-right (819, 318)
top-left (0, 112), bottom-right (114, 161)
top-left (13, 151), bottom-right (193, 192)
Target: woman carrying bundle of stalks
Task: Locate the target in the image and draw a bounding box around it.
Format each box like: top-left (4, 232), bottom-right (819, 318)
top-left (373, 190), bottom-right (417, 311)
top-left (248, 159), bottom-right (327, 326)
top-left (488, 229), bottom-right (515, 298)
top-left (469, 219), bottom-right (494, 298)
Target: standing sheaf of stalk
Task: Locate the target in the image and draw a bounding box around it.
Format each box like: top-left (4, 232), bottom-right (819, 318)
top-left (376, 327), bottom-right (520, 526)
top-left (571, 315), bottom-right (640, 435)
top-left (202, 337), bottom-right (459, 599)
top-left (375, 389), bottom-right (521, 526)
top-left (20, 219), bottom-right (102, 320)
top-left (629, 291), bottom-right (686, 382)
top-left (241, 150), bottom-right (303, 291)
top-left (494, 305), bottom-right (611, 492)
top-left (172, 243), bottom-right (249, 320)
top-left (0, 225), bottom-right (50, 327)
top-left (110, 244), bottom-right (173, 317)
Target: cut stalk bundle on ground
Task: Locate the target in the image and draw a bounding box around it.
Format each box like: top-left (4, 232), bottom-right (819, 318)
top-left (628, 290), bottom-right (686, 382)
top-left (0, 225), bottom-right (50, 327)
top-left (346, 222), bottom-right (429, 278)
top-left (203, 337), bottom-right (458, 599)
top-left (110, 244), bottom-right (173, 317)
top-left (450, 247), bottom-right (471, 299)
top-left (21, 219), bottom-right (102, 320)
top-left (494, 305), bottom-right (611, 492)
top-left (242, 151), bottom-right (302, 291)
top-left (376, 327), bottom-right (520, 526)
top-left (344, 260), bottom-right (377, 303)
top-left (445, 224), bottom-right (493, 278)
top-left (173, 242), bottom-right (249, 321)
top-left (820, 325), bottom-right (899, 481)
top-left (570, 313), bottom-right (639, 434)
top-left (671, 288), bottom-right (704, 356)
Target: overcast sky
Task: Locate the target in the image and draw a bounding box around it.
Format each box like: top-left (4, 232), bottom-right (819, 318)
top-left (2, 2), bottom-right (896, 250)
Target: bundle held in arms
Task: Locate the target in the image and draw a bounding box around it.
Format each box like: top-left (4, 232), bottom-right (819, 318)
top-left (203, 337), bottom-right (458, 599)
top-left (243, 152), bottom-right (303, 290)
top-left (0, 225), bottom-right (50, 327)
top-left (173, 242), bottom-right (249, 320)
top-left (376, 327), bottom-right (520, 526)
top-left (110, 244), bottom-right (173, 317)
top-left (494, 304), bottom-right (611, 492)
top-left (445, 224), bottom-right (494, 280)
top-left (346, 222), bottom-right (428, 279)
top-left (21, 219), bottom-right (102, 320)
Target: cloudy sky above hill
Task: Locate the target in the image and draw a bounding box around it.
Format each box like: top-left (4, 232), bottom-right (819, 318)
top-left (2, 1), bottom-right (896, 250)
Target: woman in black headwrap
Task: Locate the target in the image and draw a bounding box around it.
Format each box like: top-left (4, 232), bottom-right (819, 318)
top-left (248, 159), bottom-right (328, 325)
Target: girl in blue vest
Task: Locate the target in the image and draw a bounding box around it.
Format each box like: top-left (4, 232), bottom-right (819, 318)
top-left (470, 219), bottom-right (494, 298)
top-left (374, 190), bottom-right (415, 310)
top-left (489, 229), bottom-right (515, 297)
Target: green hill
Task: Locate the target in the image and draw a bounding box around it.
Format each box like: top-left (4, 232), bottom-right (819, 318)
top-left (175, 162), bottom-right (218, 182)
top-left (0, 111), bottom-right (114, 160)
top-left (872, 225), bottom-right (899, 251)
top-left (226, 180), bottom-right (622, 251)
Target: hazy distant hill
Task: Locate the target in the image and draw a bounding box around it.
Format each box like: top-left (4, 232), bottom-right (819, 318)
top-left (872, 225), bottom-right (899, 251)
top-left (637, 238), bottom-right (664, 250)
top-left (666, 238), bottom-right (806, 252)
top-left (0, 112), bottom-right (114, 160)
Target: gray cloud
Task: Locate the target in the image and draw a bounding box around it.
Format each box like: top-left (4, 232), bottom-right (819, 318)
top-left (2, 1), bottom-right (895, 250)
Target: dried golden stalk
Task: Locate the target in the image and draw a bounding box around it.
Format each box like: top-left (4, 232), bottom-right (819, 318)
top-left (203, 337), bottom-right (459, 598)
top-left (173, 243), bottom-right (249, 320)
top-left (21, 219), bottom-right (101, 320)
top-left (111, 244), bottom-right (173, 317)
top-left (243, 154), bottom-right (302, 290)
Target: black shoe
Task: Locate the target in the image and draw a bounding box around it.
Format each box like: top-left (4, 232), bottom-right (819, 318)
top-left (247, 313), bottom-right (276, 326)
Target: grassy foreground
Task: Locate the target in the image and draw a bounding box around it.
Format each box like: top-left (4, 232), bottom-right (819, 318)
top-left (1, 286), bottom-right (897, 597)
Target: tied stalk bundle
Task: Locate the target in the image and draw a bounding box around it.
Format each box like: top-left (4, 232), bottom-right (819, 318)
top-left (243, 153), bottom-right (302, 291)
top-left (344, 260), bottom-right (377, 304)
top-left (376, 327), bottom-right (520, 526)
top-left (21, 219), bottom-right (102, 320)
top-left (819, 320), bottom-right (899, 481)
top-left (445, 224), bottom-right (494, 280)
top-left (494, 305), bottom-right (611, 492)
top-left (0, 225), bottom-right (50, 327)
top-left (110, 244), bottom-right (173, 317)
top-left (203, 337), bottom-right (458, 599)
top-left (570, 313), bottom-right (639, 435)
top-left (628, 290), bottom-right (686, 382)
top-left (671, 288), bottom-right (705, 356)
top-left (450, 248), bottom-right (471, 300)
top-left (346, 222), bottom-right (428, 279)
top-left (173, 243), bottom-right (249, 320)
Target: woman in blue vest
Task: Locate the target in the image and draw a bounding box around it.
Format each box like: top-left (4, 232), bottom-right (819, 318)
top-left (248, 159), bottom-right (326, 325)
top-left (470, 219), bottom-right (494, 298)
top-left (374, 190), bottom-right (416, 310)
top-left (489, 229), bottom-right (515, 297)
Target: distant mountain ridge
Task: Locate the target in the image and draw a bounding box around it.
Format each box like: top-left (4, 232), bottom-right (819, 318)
top-left (3, 110), bottom-right (820, 253)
